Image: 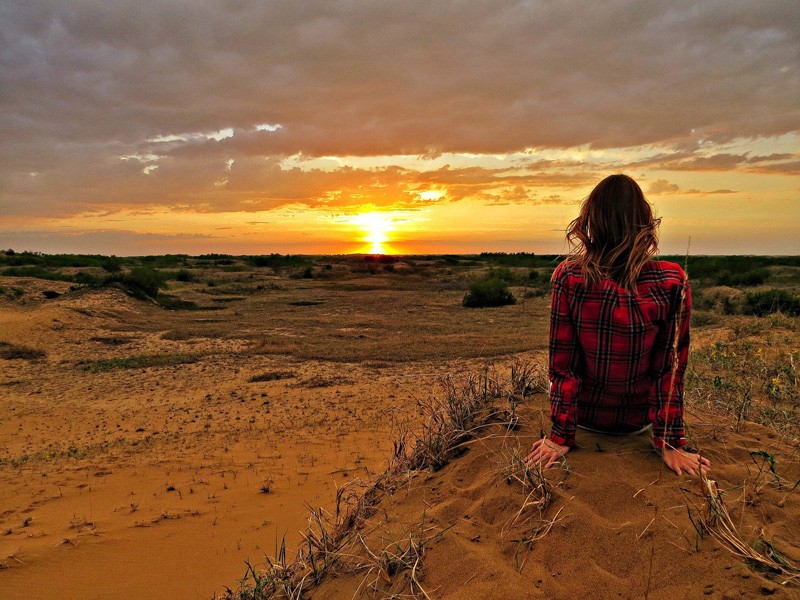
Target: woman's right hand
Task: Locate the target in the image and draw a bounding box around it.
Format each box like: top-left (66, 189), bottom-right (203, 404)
top-left (525, 438), bottom-right (570, 469)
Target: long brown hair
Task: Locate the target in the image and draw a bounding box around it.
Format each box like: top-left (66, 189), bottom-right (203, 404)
top-left (565, 174), bottom-right (659, 291)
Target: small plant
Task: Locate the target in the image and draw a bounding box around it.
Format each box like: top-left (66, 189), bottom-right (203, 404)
top-left (259, 477), bottom-right (274, 494)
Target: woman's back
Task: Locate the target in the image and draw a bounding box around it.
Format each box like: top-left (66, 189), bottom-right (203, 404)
top-left (551, 259), bottom-right (688, 395)
top-left (529, 174), bottom-right (709, 477)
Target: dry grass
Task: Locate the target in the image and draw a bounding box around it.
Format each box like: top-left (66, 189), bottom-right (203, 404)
top-left (81, 352), bottom-right (201, 372)
top-left (353, 518), bottom-right (449, 600)
top-left (685, 477), bottom-right (799, 585)
top-left (685, 339), bottom-right (799, 440)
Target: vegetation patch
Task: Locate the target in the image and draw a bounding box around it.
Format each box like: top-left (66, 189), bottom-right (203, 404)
top-left (716, 268), bottom-right (770, 287)
top-left (154, 294), bottom-right (205, 311)
top-left (0, 341), bottom-right (46, 360)
top-left (249, 370), bottom-right (297, 383)
top-left (89, 336), bottom-right (135, 346)
top-left (295, 375), bottom-right (354, 388)
top-left (742, 289), bottom-right (800, 317)
top-left (82, 353), bottom-right (201, 373)
top-left (463, 277), bottom-right (517, 308)
top-left (686, 340), bottom-right (799, 438)
top-left (1, 266), bottom-right (73, 282)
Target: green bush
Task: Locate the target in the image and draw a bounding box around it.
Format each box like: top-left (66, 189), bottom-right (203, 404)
top-left (74, 271), bottom-right (101, 285)
top-left (174, 269), bottom-right (195, 282)
top-left (115, 267), bottom-right (167, 299)
top-left (1, 266), bottom-right (72, 281)
top-left (463, 278), bottom-right (517, 308)
top-left (101, 258), bottom-right (123, 273)
top-left (716, 268), bottom-right (770, 287)
top-left (742, 289), bottom-right (800, 317)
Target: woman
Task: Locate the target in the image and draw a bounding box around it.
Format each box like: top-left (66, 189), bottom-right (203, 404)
top-left (526, 174), bottom-right (711, 476)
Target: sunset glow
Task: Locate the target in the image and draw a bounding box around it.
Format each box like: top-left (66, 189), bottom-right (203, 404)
top-left (1, 2), bottom-right (798, 255)
top-left (351, 212), bottom-right (394, 254)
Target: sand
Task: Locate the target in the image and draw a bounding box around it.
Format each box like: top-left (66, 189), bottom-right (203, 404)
top-left (311, 400), bottom-right (799, 599)
top-left (0, 269), bottom-right (546, 598)
top-left (1, 266), bottom-right (798, 599)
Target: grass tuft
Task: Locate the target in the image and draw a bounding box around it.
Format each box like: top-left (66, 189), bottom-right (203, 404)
top-left (0, 341), bottom-right (46, 360)
top-left (686, 478), bottom-right (798, 585)
top-left (82, 353), bottom-right (201, 373)
top-left (249, 371), bottom-right (296, 383)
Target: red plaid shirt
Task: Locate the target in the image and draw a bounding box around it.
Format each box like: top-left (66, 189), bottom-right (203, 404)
top-left (548, 259), bottom-right (690, 449)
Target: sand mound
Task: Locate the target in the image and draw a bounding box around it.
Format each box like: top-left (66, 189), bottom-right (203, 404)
top-left (281, 393), bottom-right (799, 599)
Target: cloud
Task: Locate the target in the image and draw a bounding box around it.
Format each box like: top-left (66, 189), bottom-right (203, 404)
top-left (1, 1), bottom-right (798, 222)
top-left (0, 230), bottom-right (215, 255)
top-left (649, 179), bottom-right (681, 194)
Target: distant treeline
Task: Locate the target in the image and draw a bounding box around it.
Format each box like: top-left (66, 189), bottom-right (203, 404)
top-left (0, 251), bottom-right (311, 270)
top-left (1, 249), bottom-right (798, 277)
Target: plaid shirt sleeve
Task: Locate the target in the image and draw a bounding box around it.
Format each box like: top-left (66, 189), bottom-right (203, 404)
top-left (548, 263), bottom-right (582, 447)
top-left (648, 273), bottom-right (691, 449)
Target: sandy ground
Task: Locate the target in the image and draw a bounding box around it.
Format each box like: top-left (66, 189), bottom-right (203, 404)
top-left (310, 396), bottom-right (799, 599)
top-left (0, 272), bottom-right (547, 599)
top-left (1, 267), bottom-right (798, 599)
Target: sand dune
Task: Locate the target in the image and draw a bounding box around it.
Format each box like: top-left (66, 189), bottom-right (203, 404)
top-left (0, 272), bottom-right (546, 598)
top-left (309, 398), bottom-right (799, 599)
top-left (1, 263), bottom-right (798, 599)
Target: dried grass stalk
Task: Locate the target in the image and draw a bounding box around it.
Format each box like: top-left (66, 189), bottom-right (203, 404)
top-left (691, 478), bottom-right (798, 586)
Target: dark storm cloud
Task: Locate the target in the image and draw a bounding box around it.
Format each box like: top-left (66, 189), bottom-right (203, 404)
top-left (1, 0), bottom-right (798, 216)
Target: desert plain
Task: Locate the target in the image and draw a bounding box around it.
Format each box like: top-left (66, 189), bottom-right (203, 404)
top-left (0, 253), bottom-right (798, 599)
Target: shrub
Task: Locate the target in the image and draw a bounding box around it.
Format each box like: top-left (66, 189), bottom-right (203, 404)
top-left (463, 278), bottom-right (517, 308)
top-left (716, 268), bottom-right (770, 287)
top-left (101, 258), bottom-right (123, 273)
top-left (116, 267), bottom-right (167, 299)
top-left (73, 271), bottom-right (101, 285)
top-left (174, 270), bottom-right (195, 282)
top-left (742, 289), bottom-right (800, 317)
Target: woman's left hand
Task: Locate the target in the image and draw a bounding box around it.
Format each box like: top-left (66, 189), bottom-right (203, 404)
top-left (662, 448), bottom-right (711, 476)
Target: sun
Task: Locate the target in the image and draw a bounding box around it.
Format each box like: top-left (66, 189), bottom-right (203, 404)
top-left (350, 212), bottom-right (393, 254)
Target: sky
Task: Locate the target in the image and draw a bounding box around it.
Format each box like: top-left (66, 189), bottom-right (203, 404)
top-left (1, 0), bottom-right (798, 256)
